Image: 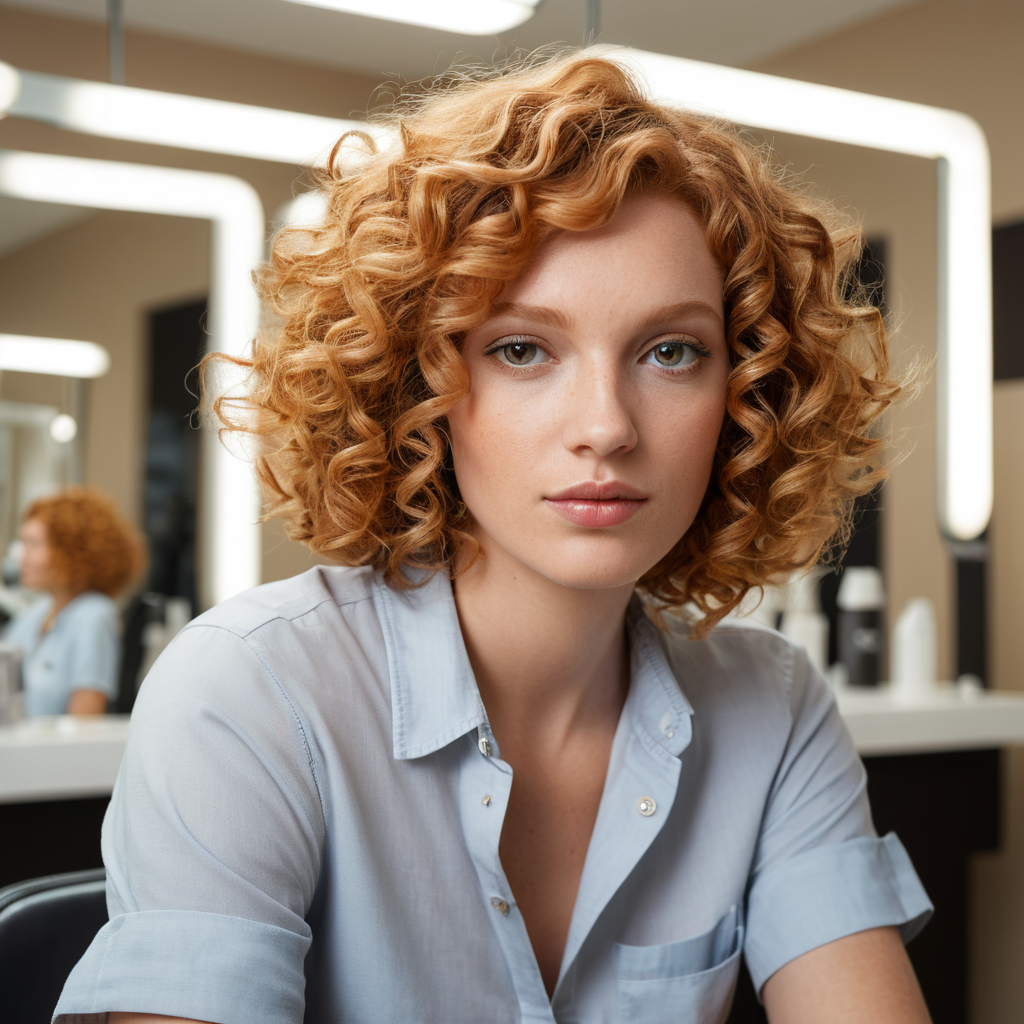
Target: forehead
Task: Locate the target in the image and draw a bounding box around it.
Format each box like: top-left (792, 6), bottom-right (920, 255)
top-left (502, 193), bottom-right (724, 319)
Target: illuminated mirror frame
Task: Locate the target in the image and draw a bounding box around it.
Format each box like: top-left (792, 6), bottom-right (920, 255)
top-left (0, 150), bottom-right (265, 608)
top-left (0, 46), bottom-right (992, 594)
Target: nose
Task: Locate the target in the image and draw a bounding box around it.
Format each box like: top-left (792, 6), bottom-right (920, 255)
top-left (560, 364), bottom-right (638, 458)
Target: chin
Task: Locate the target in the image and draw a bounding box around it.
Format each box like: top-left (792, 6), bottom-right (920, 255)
top-left (518, 536), bottom-right (669, 592)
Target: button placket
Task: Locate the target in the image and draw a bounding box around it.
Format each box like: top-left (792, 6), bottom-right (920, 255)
top-left (458, 732), bottom-right (553, 1022)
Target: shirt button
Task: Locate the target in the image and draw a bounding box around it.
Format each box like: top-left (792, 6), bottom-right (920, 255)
top-left (637, 796), bottom-right (657, 817)
top-left (481, 795), bottom-right (491, 806)
top-left (478, 736), bottom-right (492, 757)
top-left (490, 897), bottom-right (510, 915)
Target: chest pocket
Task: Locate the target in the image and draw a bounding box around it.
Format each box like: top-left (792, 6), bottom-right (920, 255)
top-left (614, 903), bottom-right (744, 1024)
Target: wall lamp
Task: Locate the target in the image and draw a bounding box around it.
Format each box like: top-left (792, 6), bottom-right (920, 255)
top-left (279, 0), bottom-right (541, 35)
top-left (0, 149), bottom-right (265, 608)
top-left (0, 335), bottom-right (111, 378)
top-left (0, 44), bottom-right (992, 598)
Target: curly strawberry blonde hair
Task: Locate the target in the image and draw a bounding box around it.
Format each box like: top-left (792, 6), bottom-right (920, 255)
top-left (24, 487), bottom-right (146, 598)
top-left (214, 51), bottom-right (899, 635)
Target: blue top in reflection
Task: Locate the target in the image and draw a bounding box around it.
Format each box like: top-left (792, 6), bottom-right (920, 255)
top-left (4, 591), bottom-right (119, 715)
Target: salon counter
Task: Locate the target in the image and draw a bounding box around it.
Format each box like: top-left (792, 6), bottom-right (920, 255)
top-left (837, 684), bottom-right (1024, 754)
top-left (0, 714), bottom-right (130, 804)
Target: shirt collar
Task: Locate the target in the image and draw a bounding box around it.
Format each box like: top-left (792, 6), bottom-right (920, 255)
top-left (372, 569), bottom-right (488, 760)
top-left (625, 595), bottom-right (694, 759)
top-left (372, 572), bottom-right (694, 762)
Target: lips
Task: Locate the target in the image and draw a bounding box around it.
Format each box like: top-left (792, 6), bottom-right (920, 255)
top-left (544, 481), bottom-right (648, 528)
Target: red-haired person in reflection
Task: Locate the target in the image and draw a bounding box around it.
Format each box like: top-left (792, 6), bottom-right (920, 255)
top-left (4, 487), bottom-right (145, 716)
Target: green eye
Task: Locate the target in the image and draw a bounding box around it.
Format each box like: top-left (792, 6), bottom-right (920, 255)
top-left (654, 343), bottom-right (683, 366)
top-left (646, 341), bottom-right (700, 369)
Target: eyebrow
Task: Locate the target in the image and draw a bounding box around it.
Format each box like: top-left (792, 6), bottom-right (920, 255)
top-left (489, 301), bottom-right (572, 331)
top-left (489, 299), bottom-right (725, 332)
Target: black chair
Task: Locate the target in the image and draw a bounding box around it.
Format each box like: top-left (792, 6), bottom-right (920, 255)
top-left (0, 869), bottom-right (107, 1024)
top-left (114, 592), bottom-right (166, 715)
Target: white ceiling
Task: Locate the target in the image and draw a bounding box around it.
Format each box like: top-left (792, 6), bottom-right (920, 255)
top-left (2, 0), bottom-right (921, 82)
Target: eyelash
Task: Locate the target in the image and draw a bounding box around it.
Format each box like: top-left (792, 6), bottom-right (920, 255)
top-left (484, 335), bottom-right (711, 374)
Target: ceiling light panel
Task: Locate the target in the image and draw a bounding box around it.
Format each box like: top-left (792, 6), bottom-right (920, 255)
top-left (279, 0), bottom-right (541, 35)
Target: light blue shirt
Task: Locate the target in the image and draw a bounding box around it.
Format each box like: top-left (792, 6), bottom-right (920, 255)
top-left (55, 566), bottom-right (930, 1023)
top-left (4, 592), bottom-right (120, 716)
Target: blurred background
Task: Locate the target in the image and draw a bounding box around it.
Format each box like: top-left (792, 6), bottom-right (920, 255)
top-left (0, 0), bottom-right (1020, 1020)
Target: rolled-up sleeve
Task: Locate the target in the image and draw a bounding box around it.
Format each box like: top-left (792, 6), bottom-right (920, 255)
top-left (742, 649), bottom-right (932, 993)
top-left (53, 623), bottom-right (326, 1024)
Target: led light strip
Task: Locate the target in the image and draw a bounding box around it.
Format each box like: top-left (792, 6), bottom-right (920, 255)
top-left (5, 68), bottom-right (384, 166)
top-left (0, 334), bottom-right (111, 378)
top-left (281, 0), bottom-right (541, 35)
top-left (0, 150), bottom-right (265, 607)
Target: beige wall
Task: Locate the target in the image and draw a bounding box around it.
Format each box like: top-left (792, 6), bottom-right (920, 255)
top-left (0, 6), bottom-right (380, 585)
top-left (755, 1), bottom-right (1024, 1020)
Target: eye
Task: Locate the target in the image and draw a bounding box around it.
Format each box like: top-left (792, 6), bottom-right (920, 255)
top-left (644, 340), bottom-right (704, 370)
top-left (492, 337), bottom-right (549, 368)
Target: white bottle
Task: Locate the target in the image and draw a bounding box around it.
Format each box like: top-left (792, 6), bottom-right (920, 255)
top-left (780, 571), bottom-right (829, 676)
top-left (890, 598), bottom-right (937, 701)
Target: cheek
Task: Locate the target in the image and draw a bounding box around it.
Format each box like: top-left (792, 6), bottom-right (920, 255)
top-left (647, 391), bottom-right (726, 505)
top-left (447, 387), bottom-right (547, 508)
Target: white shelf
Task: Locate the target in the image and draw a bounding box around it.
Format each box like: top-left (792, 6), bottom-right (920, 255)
top-left (0, 714), bottom-right (130, 803)
top-left (837, 686), bottom-right (1024, 756)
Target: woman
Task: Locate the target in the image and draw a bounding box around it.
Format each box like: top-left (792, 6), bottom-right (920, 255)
top-left (5, 487), bottom-right (144, 716)
top-left (57, 53), bottom-right (931, 1023)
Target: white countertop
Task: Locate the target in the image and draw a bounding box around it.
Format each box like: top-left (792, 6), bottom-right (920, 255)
top-left (837, 685), bottom-right (1024, 756)
top-left (4, 688), bottom-right (1024, 803)
top-left (0, 714), bottom-right (130, 803)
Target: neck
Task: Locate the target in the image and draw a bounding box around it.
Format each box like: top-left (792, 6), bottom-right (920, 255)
top-left (41, 587), bottom-right (78, 632)
top-left (452, 543), bottom-right (635, 754)
top-left (48, 588), bottom-right (78, 616)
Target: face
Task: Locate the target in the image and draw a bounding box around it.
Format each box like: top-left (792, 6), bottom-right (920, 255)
top-left (19, 518), bottom-right (55, 592)
top-left (448, 192), bottom-right (730, 591)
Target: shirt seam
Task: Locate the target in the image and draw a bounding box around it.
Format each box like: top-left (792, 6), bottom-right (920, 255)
top-left (370, 578), bottom-right (408, 758)
top-left (181, 571), bottom-right (375, 642)
top-left (181, 622), bottom-right (328, 835)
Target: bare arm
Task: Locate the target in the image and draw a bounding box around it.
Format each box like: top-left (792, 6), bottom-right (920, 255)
top-left (762, 926), bottom-right (931, 1024)
top-left (66, 688), bottom-right (108, 715)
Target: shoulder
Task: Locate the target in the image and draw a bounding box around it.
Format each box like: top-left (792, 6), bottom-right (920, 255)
top-left (64, 591), bottom-right (119, 626)
top-left (145, 565), bottom-right (384, 713)
top-left (188, 564), bottom-right (376, 640)
top-left (662, 616), bottom-right (804, 700)
top-left (654, 614), bottom-right (823, 740)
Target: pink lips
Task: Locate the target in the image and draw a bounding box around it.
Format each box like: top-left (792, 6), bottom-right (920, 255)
top-left (544, 481), bottom-right (648, 528)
